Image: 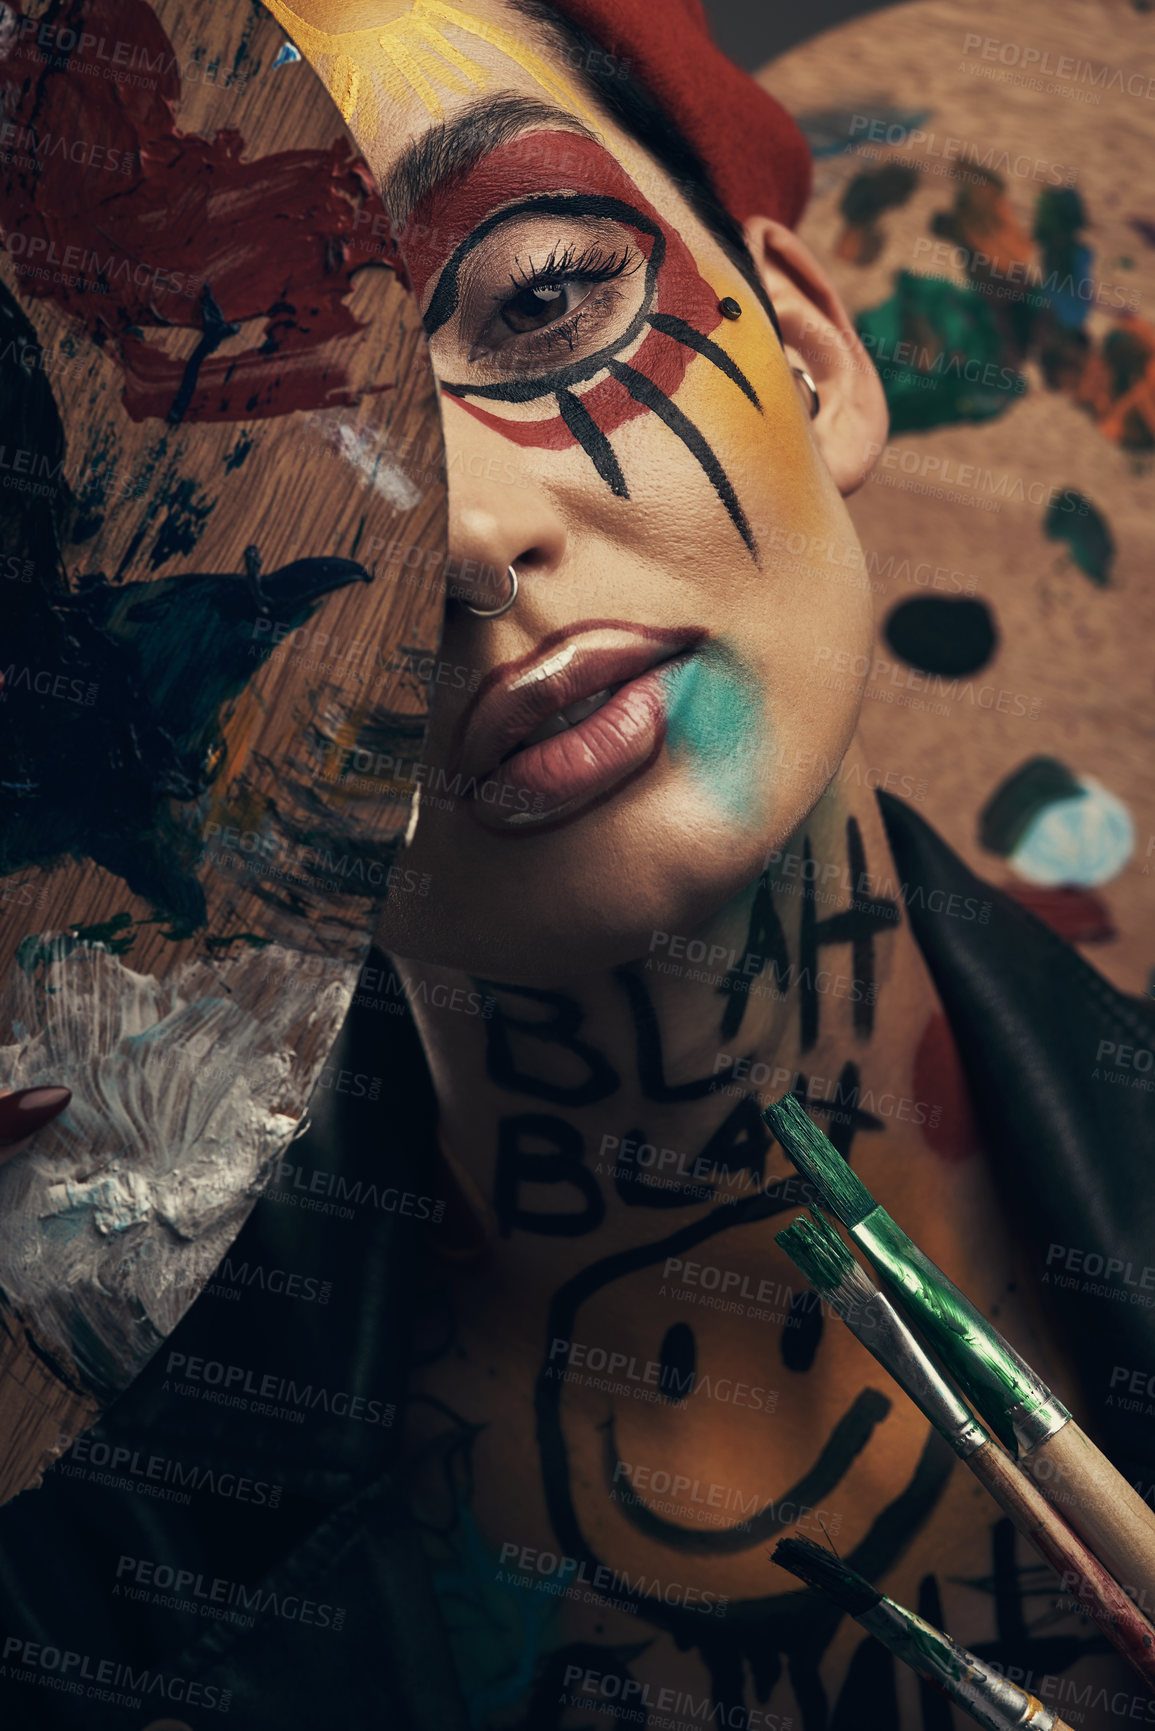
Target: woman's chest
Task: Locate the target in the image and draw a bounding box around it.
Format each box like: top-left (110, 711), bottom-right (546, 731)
top-left (403, 1171), bottom-right (1124, 1730)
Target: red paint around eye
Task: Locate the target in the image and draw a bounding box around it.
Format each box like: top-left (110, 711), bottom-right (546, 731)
top-left (401, 129), bottom-right (724, 450)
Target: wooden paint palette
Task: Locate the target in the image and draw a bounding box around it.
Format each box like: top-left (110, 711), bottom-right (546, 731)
top-left (0, 0), bottom-right (446, 1499)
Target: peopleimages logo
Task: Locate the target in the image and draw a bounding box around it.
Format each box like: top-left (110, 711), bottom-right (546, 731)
top-left (561, 1665), bottom-right (792, 1727)
top-left (56, 1432), bottom-right (282, 1509)
top-left (0, 118), bottom-right (136, 173)
top-left (961, 32), bottom-right (1155, 101)
top-left (10, 13), bottom-right (249, 88)
top-left (1, 1636), bottom-right (230, 1713)
top-left (163, 1352), bottom-right (395, 1428)
top-left (115, 1556), bottom-right (345, 1632)
top-left (498, 1544), bottom-right (729, 1617)
top-left (546, 1337), bottom-right (778, 1413)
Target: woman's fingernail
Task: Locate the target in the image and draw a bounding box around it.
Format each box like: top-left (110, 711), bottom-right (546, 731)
top-left (0, 1086), bottom-right (72, 1148)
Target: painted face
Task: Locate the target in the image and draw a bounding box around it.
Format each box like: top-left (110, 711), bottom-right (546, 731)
top-left (530, 1189), bottom-right (952, 1684)
top-left (405, 129), bottom-right (763, 559)
top-left (288, 0), bottom-right (876, 979)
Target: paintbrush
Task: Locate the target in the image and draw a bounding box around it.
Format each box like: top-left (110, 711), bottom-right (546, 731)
top-left (764, 1095), bottom-right (1155, 1608)
top-left (777, 1210), bottom-right (1155, 1686)
top-left (773, 1534), bottom-right (1077, 1731)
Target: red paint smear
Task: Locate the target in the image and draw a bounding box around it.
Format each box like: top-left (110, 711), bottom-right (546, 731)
top-left (913, 1012), bottom-right (983, 1163)
top-left (454, 322), bottom-right (703, 449)
top-left (998, 883), bottom-right (1117, 944)
top-left (402, 129), bottom-right (722, 450)
top-left (0, 0), bottom-right (405, 422)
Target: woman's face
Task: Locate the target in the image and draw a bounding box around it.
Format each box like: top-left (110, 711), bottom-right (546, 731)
top-left (336, 0), bottom-right (877, 979)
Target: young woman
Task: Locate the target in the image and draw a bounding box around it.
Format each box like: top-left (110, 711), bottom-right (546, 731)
top-left (2, 2), bottom-right (1152, 1727)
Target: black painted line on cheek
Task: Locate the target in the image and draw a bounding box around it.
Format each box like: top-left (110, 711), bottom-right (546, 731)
top-left (606, 359), bottom-right (758, 561)
top-left (647, 314), bottom-right (762, 412)
top-left (556, 387), bottom-right (630, 498)
top-left (601, 1387), bottom-right (891, 1557)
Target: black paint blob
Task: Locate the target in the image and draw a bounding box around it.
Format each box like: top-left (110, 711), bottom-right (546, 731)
top-left (659, 1322), bottom-right (696, 1404)
top-left (781, 1291), bottom-right (824, 1373)
top-left (883, 595), bottom-right (997, 676)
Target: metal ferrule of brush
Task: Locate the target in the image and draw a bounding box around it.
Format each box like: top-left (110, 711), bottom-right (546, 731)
top-left (859, 1601), bottom-right (1061, 1730)
top-left (851, 1207), bottom-right (1066, 1456)
top-left (854, 1291), bottom-right (988, 1459)
top-left (1008, 1392), bottom-right (1072, 1454)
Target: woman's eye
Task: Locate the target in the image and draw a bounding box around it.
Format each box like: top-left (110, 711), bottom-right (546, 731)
top-left (499, 280), bottom-right (586, 336)
top-left (433, 222), bottom-right (648, 379)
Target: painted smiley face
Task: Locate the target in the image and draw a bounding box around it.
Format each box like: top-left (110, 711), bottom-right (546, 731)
top-left (400, 130), bottom-right (767, 559)
top-left (531, 1182), bottom-right (955, 1700)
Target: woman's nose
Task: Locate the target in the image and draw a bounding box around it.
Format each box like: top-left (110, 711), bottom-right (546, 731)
top-left (443, 407), bottom-right (568, 612)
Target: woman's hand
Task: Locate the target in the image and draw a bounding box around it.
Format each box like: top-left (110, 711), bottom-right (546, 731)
top-left (0, 1087), bottom-right (71, 1165)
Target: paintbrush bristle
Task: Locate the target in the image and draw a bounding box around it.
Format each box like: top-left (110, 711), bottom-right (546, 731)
top-left (762, 1096), bottom-right (876, 1227)
top-left (776, 1212), bottom-right (878, 1312)
top-left (772, 1537), bottom-right (881, 1617)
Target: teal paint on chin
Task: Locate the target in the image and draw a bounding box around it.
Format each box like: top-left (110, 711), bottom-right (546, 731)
top-left (659, 642), bottom-right (767, 822)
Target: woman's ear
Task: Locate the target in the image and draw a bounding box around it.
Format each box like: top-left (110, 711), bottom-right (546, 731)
top-left (743, 215), bottom-right (889, 496)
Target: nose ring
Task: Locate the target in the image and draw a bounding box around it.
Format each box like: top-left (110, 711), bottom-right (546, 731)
top-left (459, 563), bottom-right (519, 618)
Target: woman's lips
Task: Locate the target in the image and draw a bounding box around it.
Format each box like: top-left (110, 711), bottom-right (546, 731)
top-left (452, 623), bottom-right (704, 831)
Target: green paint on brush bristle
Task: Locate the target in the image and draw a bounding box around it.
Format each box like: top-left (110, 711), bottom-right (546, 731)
top-left (772, 1537), bottom-right (881, 1618)
top-left (762, 1096), bottom-right (876, 1226)
top-left (765, 1098), bottom-right (1061, 1455)
top-left (775, 1211), bottom-right (876, 1313)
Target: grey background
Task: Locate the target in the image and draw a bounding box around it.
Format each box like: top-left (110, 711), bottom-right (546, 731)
top-left (701, 0), bottom-right (901, 69)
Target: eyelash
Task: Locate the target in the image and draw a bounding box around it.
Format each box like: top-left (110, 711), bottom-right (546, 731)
top-left (475, 241), bottom-right (643, 362)
top-left (503, 240), bottom-right (640, 297)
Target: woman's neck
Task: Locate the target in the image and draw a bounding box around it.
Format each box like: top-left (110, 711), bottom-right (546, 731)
top-left (387, 745), bottom-right (948, 1220)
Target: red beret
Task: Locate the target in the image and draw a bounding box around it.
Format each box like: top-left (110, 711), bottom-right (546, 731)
top-left (551, 0), bottom-right (812, 228)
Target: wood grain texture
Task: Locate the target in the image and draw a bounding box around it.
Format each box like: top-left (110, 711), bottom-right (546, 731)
top-left (1029, 1419), bottom-right (1155, 1607)
top-left (0, 0), bottom-right (447, 1498)
top-left (969, 1435), bottom-right (1155, 1687)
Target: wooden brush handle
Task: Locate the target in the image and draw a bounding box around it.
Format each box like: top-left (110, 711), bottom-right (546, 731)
top-left (968, 1439), bottom-right (1155, 1688)
top-left (1027, 1420), bottom-right (1155, 1610)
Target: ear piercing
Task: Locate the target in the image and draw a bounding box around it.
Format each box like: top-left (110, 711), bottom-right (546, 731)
top-left (791, 365), bottom-right (820, 419)
top-left (459, 563), bottom-right (519, 618)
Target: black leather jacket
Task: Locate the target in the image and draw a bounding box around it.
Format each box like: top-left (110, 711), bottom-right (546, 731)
top-left (0, 793), bottom-right (1151, 1729)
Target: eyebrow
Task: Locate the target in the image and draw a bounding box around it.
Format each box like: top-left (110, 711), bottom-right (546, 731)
top-left (384, 92), bottom-right (600, 235)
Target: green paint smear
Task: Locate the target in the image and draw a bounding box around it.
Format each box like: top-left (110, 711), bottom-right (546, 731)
top-left (898, 1614), bottom-right (966, 1685)
top-left (840, 163), bottom-right (920, 225)
top-left (978, 756), bottom-right (1084, 856)
top-left (1043, 491), bottom-right (1115, 584)
top-left (204, 931), bottom-right (273, 952)
top-left (660, 643), bottom-right (766, 822)
top-left (67, 911), bottom-right (137, 954)
top-left (16, 912), bottom-right (138, 975)
top-left (856, 272), bottom-right (1024, 433)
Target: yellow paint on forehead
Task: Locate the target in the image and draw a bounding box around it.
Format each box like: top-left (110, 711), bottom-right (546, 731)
top-left (262, 0), bottom-right (602, 135)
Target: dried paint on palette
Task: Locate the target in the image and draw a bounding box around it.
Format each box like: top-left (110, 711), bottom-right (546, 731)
top-left (0, 281), bottom-right (378, 934)
top-left (0, 0), bottom-right (403, 424)
top-left (979, 758), bottom-right (1134, 887)
top-left (884, 596), bottom-right (997, 677)
top-left (1043, 492), bottom-right (1115, 585)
